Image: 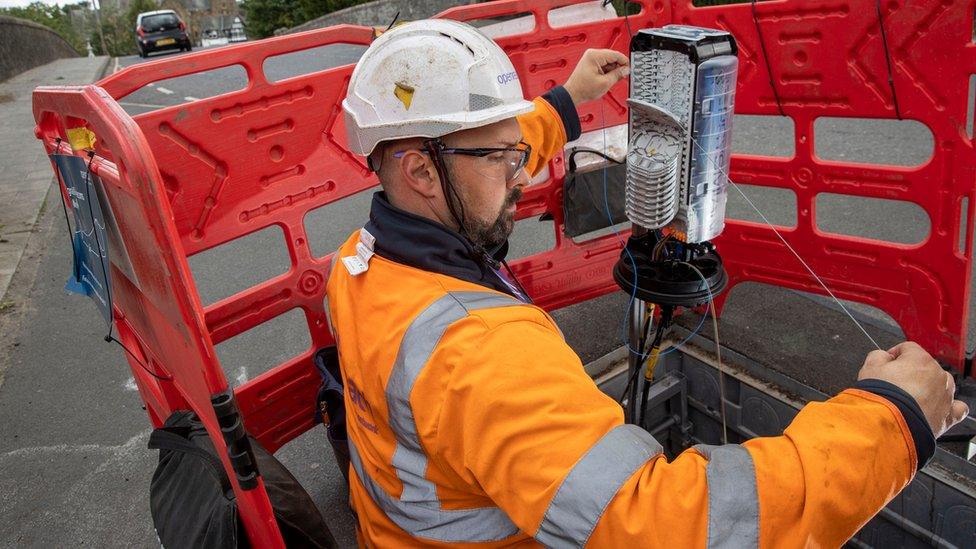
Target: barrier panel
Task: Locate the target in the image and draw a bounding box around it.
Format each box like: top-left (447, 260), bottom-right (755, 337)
top-left (32, 0), bottom-right (974, 543)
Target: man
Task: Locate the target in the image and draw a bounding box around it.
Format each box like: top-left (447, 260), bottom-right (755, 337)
top-left (327, 19), bottom-right (968, 547)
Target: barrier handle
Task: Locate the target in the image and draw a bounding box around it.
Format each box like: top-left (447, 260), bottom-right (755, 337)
top-left (98, 24), bottom-right (375, 99)
top-left (438, 0), bottom-right (652, 27)
top-left (440, 0), bottom-right (580, 22)
top-left (212, 390), bottom-right (259, 490)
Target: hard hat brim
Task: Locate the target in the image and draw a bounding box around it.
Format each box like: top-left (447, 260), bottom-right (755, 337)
top-left (345, 99), bottom-right (537, 156)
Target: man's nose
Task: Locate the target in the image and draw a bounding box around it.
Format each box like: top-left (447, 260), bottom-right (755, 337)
top-left (508, 170), bottom-right (529, 190)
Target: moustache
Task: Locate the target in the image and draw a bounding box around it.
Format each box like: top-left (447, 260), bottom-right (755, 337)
top-left (505, 187), bottom-right (523, 208)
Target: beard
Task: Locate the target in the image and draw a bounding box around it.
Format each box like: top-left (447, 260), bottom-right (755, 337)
top-left (446, 176), bottom-right (523, 252)
top-left (466, 186), bottom-right (522, 252)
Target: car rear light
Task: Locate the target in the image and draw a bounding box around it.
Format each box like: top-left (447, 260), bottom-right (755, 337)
top-left (179, 21), bottom-right (186, 31)
top-left (137, 26), bottom-right (145, 37)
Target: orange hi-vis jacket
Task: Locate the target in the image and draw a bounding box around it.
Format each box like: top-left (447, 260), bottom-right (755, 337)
top-left (326, 87), bottom-right (934, 547)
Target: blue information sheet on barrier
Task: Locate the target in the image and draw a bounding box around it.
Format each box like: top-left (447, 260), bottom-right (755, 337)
top-left (51, 154), bottom-right (112, 326)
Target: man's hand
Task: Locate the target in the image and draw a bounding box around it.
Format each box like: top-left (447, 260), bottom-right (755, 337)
top-left (563, 49), bottom-right (630, 106)
top-left (858, 342), bottom-right (969, 437)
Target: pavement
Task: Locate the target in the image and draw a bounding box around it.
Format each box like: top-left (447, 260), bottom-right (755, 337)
top-left (0, 56), bottom-right (110, 307)
top-left (0, 45), bottom-right (973, 547)
top-left (0, 48), bottom-right (359, 548)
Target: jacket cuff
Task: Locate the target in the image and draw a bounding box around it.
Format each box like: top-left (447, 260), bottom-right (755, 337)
top-left (542, 85), bottom-right (582, 142)
top-left (853, 379), bottom-right (936, 471)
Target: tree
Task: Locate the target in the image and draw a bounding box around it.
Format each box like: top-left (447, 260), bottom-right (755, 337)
top-left (127, 0), bottom-right (160, 23)
top-left (0, 1), bottom-right (88, 54)
top-left (241, 0), bottom-right (302, 39)
top-left (242, 0), bottom-right (375, 39)
top-left (88, 0), bottom-right (158, 57)
top-left (298, 0), bottom-right (328, 22)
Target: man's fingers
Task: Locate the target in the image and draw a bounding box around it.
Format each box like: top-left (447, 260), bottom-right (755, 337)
top-left (949, 399), bottom-right (970, 426)
top-left (599, 61), bottom-right (622, 75)
top-left (566, 49), bottom-right (630, 104)
top-left (609, 49), bottom-right (629, 65)
top-left (862, 349), bottom-right (895, 370)
top-left (887, 342), bottom-right (939, 369)
top-left (601, 66), bottom-right (630, 86)
top-left (887, 341), bottom-right (923, 358)
top-left (598, 63), bottom-right (629, 79)
top-left (589, 48), bottom-right (628, 67)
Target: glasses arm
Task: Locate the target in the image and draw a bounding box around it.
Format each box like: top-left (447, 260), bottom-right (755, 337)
top-left (393, 141), bottom-right (532, 159)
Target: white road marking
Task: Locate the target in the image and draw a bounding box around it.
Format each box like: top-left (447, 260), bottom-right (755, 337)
top-left (112, 57), bottom-right (120, 73)
top-left (155, 86), bottom-right (174, 95)
top-left (147, 82), bottom-right (155, 87)
top-left (236, 366), bottom-right (248, 386)
top-left (0, 429), bottom-right (149, 461)
top-left (33, 430), bottom-right (153, 526)
top-left (118, 101), bottom-right (167, 109)
top-left (184, 96), bottom-right (200, 102)
top-left (123, 377), bottom-right (138, 391)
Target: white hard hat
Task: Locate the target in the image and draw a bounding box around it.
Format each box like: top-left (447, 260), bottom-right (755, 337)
top-left (342, 19), bottom-right (536, 157)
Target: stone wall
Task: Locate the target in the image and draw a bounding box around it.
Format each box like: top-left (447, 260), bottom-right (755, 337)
top-left (281, 0), bottom-right (479, 35)
top-left (0, 16), bottom-right (79, 82)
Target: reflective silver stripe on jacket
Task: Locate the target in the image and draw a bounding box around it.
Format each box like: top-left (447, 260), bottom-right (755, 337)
top-left (535, 424), bottom-right (664, 548)
top-left (352, 291), bottom-right (523, 543)
top-left (349, 435), bottom-right (521, 542)
top-left (322, 252), bottom-right (339, 339)
top-left (694, 444), bottom-right (760, 549)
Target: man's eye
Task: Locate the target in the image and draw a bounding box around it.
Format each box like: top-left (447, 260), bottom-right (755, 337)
top-left (487, 152), bottom-right (506, 162)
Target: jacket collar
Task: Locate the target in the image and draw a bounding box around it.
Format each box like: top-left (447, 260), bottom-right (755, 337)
top-left (364, 192), bottom-right (523, 299)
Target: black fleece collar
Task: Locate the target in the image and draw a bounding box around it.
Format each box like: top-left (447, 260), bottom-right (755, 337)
top-left (364, 192), bottom-right (522, 298)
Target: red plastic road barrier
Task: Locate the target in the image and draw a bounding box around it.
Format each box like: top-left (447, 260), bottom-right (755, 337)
top-left (31, 0), bottom-right (974, 543)
top-left (687, 0), bottom-right (975, 374)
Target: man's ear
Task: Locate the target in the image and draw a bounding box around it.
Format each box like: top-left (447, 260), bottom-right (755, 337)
top-left (398, 150), bottom-right (440, 198)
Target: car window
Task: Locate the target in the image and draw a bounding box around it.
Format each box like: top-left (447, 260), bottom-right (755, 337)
top-left (143, 14), bottom-right (180, 31)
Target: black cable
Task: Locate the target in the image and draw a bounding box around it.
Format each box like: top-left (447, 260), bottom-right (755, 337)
top-left (638, 306), bottom-right (672, 428)
top-left (105, 333), bottom-right (173, 381)
top-left (424, 139), bottom-right (502, 278)
top-left (611, 0), bottom-right (634, 42)
top-left (624, 2), bottom-right (634, 42)
top-left (53, 138), bottom-right (82, 284)
top-left (618, 319), bottom-right (649, 405)
top-left (423, 140), bottom-right (532, 304)
top-left (628, 331), bottom-right (643, 420)
top-left (637, 325), bottom-right (666, 428)
top-left (570, 148), bottom-right (623, 218)
top-left (618, 312), bottom-right (653, 410)
top-left (385, 10), bottom-right (400, 31)
top-left (875, 0), bottom-right (902, 119)
top-left (751, 0), bottom-right (785, 117)
top-left (59, 148), bottom-right (172, 383)
top-left (82, 151), bottom-right (115, 340)
top-left (622, 320), bottom-right (655, 415)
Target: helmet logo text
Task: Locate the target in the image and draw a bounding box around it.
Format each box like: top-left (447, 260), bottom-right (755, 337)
top-left (496, 71), bottom-right (519, 85)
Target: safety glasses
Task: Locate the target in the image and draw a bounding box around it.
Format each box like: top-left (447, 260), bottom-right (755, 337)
top-left (393, 140), bottom-right (533, 182)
